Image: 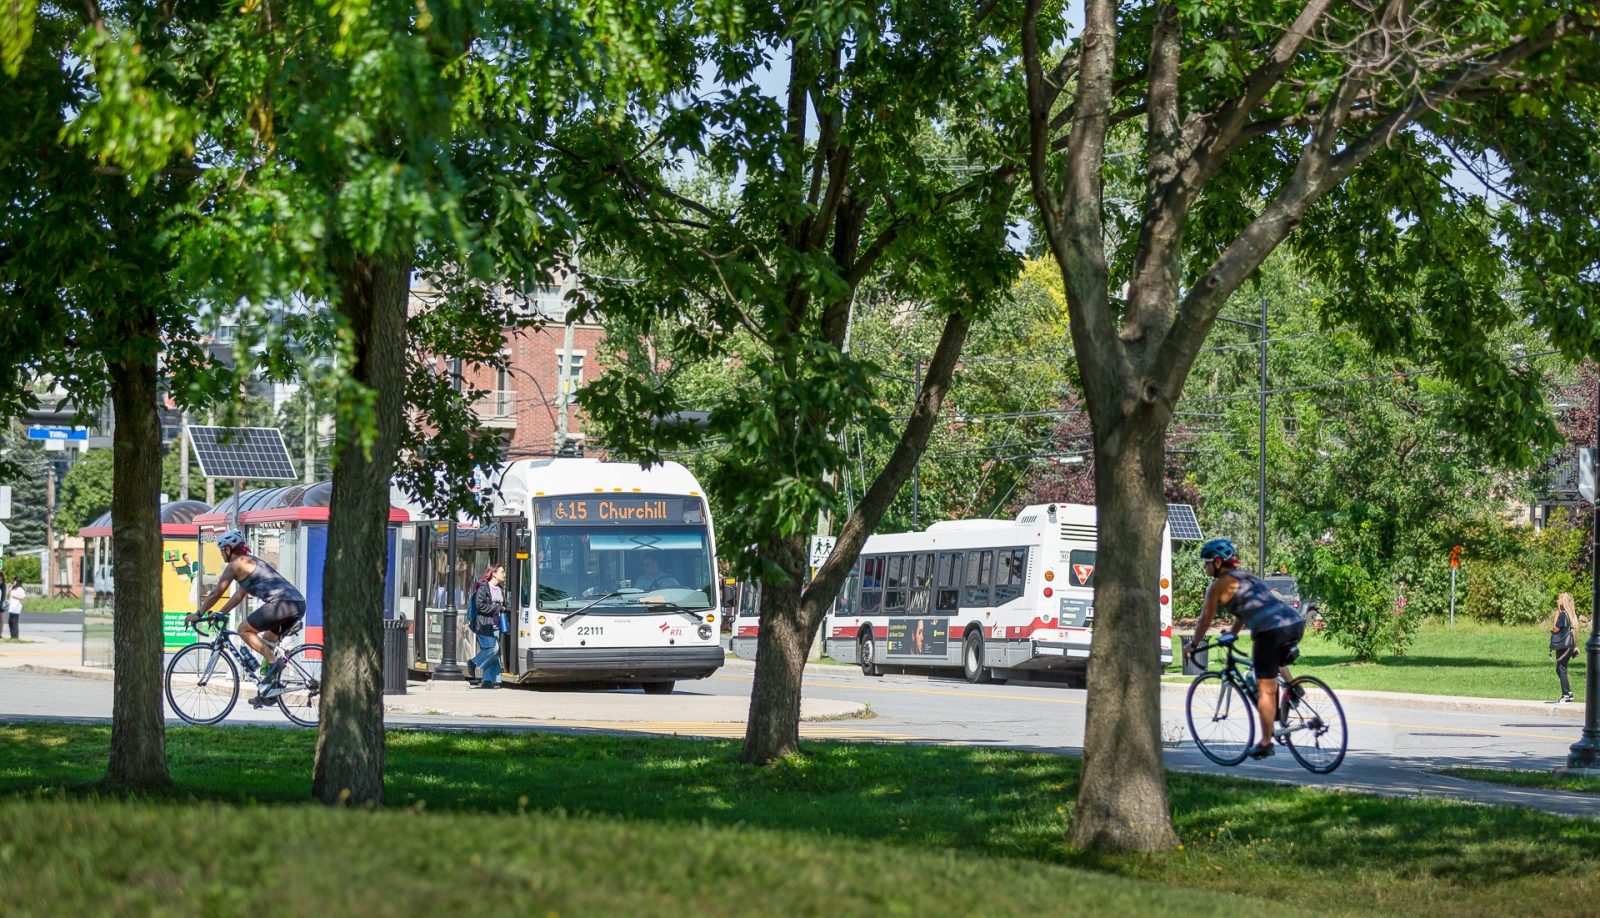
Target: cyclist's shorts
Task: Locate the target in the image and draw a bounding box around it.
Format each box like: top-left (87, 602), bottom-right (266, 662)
top-left (247, 600), bottom-right (307, 637)
top-left (1252, 620), bottom-right (1305, 680)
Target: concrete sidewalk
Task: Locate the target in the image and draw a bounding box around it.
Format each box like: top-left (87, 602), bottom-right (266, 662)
top-left (0, 632), bottom-right (867, 724)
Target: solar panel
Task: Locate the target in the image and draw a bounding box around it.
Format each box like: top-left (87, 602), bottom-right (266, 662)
top-left (1166, 504), bottom-right (1204, 542)
top-left (188, 426), bottom-right (298, 481)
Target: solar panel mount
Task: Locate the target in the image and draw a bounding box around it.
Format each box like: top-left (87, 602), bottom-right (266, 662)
top-left (188, 426), bottom-right (298, 481)
top-left (1166, 504), bottom-right (1204, 542)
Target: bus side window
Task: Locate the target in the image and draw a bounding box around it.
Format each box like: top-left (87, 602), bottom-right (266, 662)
top-left (885, 555), bottom-right (907, 611)
top-left (860, 556), bottom-right (883, 613)
top-left (995, 548), bottom-right (1027, 603)
top-left (963, 550), bottom-right (993, 607)
top-left (908, 553), bottom-right (933, 613)
top-left (935, 551), bottom-right (962, 612)
top-left (836, 563), bottom-right (860, 617)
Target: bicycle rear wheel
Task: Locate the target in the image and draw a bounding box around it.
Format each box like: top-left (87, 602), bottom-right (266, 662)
top-left (1186, 671), bottom-right (1256, 766)
top-left (1282, 675), bottom-right (1347, 774)
top-left (276, 643), bottom-right (323, 728)
top-left (165, 643), bottom-right (240, 725)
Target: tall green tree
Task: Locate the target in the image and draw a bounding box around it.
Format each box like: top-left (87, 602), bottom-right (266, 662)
top-left (1018, 1), bottom-right (1600, 850)
top-left (568, 2), bottom-right (1030, 763)
top-left (0, 2), bottom-right (223, 790)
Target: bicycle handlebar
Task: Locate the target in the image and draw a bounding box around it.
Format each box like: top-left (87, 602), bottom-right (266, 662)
top-left (188, 612), bottom-right (228, 634)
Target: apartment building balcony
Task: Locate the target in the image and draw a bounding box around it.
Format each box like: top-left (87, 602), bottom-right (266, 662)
top-left (471, 390), bottom-right (518, 428)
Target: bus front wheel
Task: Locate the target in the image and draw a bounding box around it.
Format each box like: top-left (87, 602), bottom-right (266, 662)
top-left (963, 632), bottom-right (994, 684)
top-left (859, 633), bottom-right (880, 677)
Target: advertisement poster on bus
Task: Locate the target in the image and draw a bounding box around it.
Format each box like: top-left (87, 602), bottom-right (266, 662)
top-left (886, 618), bottom-right (948, 656)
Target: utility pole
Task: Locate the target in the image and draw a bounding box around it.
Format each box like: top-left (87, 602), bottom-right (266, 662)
top-left (44, 461), bottom-right (55, 595)
top-left (1257, 296), bottom-right (1268, 576)
top-left (179, 411), bottom-right (190, 500)
top-left (434, 356), bottom-right (466, 681)
top-left (303, 391), bottom-right (314, 484)
top-left (556, 319), bottom-right (577, 454)
top-left (204, 410), bottom-right (216, 506)
top-left (912, 357), bottom-right (922, 531)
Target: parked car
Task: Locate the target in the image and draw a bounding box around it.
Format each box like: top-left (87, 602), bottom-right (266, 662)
top-left (1263, 574), bottom-right (1321, 622)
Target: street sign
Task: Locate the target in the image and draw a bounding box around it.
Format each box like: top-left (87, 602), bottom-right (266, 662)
top-left (27, 426), bottom-right (87, 441)
top-left (808, 535), bottom-right (837, 570)
top-left (1449, 545), bottom-right (1462, 568)
top-left (0, 521), bottom-right (10, 546)
top-left (1581, 447), bottom-right (1597, 502)
top-left (0, 485), bottom-right (10, 520)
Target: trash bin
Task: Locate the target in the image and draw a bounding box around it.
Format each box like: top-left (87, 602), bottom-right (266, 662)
top-left (382, 619), bottom-right (409, 695)
top-left (1181, 637), bottom-right (1207, 676)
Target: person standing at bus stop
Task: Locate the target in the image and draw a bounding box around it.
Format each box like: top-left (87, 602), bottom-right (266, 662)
top-left (470, 565), bottom-right (507, 689)
top-left (6, 578), bottom-right (22, 639)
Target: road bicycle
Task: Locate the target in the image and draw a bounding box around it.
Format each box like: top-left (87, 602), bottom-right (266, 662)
top-left (163, 612), bottom-right (322, 727)
top-left (1185, 632), bottom-right (1347, 773)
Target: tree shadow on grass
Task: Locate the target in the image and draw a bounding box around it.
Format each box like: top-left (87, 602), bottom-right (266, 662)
top-left (2, 721), bottom-right (1596, 904)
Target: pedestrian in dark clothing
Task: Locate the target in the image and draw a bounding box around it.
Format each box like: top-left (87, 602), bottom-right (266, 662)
top-left (470, 565), bottom-right (507, 689)
top-left (1551, 592), bottom-right (1583, 704)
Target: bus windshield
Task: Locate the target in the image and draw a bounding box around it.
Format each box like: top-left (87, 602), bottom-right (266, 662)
top-left (534, 526), bottom-right (714, 612)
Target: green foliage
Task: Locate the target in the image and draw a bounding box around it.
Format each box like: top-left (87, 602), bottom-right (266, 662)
top-left (1462, 512), bottom-right (1590, 625)
top-left (0, 435), bottom-right (48, 550)
top-left (52, 448), bottom-right (113, 535)
top-left (3, 554), bottom-right (39, 584)
top-left (1296, 533), bottom-right (1421, 662)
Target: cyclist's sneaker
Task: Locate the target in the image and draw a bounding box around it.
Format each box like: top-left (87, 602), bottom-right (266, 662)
top-left (247, 696), bottom-right (272, 709)
top-left (1247, 742), bottom-right (1275, 760)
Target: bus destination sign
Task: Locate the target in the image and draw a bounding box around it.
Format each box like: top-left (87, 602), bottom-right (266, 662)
top-left (537, 496), bottom-right (699, 525)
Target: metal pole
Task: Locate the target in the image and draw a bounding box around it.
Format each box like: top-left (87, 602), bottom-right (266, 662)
top-left (45, 463), bottom-right (55, 595)
top-left (1566, 379), bottom-right (1600, 771)
top-left (434, 357), bottom-right (466, 681)
top-left (1257, 297), bottom-right (1268, 576)
top-left (1449, 566), bottom-right (1456, 629)
top-left (556, 320), bottom-right (576, 452)
top-left (179, 412), bottom-right (190, 501)
top-left (912, 357), bottom-right (922, 532)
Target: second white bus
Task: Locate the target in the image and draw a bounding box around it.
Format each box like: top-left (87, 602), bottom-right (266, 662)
top-left (822, 502), bottom-right (1174, 683)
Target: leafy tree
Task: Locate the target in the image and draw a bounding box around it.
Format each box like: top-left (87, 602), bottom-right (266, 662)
top-left (0, 1), bottom-right (229, 790)
top-left (1017, 1), bottom-right (1600, 850)
top-left (568, 1), bottom-right (1031, 763)
top-left (54, 448), bottom-right (114, 534)
top-left (1, 434), bottom-right (49, 550)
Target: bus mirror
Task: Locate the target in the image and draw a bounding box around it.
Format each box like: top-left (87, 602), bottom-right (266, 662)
top-left (517, 530), bottom-right (531, 553)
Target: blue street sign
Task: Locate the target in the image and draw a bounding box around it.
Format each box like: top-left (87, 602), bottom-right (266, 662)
top-left (26, 426), bottom-right (87, 441)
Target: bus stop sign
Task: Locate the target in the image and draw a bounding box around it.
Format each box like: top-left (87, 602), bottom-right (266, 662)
top-left (1581, 447), bottom-right (1596, 502)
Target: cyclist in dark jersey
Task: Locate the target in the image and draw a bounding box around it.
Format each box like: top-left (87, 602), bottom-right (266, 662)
top-left (1186, 538), bottom-right (1306, 760)
top-left (187, 529), bottom-right (307, 699)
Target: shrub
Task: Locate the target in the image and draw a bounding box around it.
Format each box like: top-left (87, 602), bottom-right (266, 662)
top-left (2, 555), bottom-right (40, 585)
top-left (1296, 538), bottom-right (1421, 662)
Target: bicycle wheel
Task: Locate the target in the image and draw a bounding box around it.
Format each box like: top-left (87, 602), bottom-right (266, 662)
top-left (1282, 675), bottom-right (1347, 774)
top-left (1186, 672), bottom-right (1256, 766)
top-left (165, 643), bottom-right (240, 725)
top-left (276, 643), bottom-right (323, 728)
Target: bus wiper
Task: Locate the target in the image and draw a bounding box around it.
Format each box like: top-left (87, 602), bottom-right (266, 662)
top-left (562, 589), bottom-right (638, 624)
top-left (641, 597), bottom-right (706, 624)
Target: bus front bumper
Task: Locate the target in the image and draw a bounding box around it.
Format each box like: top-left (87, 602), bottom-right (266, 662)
top-left (519, 645), bottom-right (725, 683)
top-left (1029, 640), bottom-right (1175, 668)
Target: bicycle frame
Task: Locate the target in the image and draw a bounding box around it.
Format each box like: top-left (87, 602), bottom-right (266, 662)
top-left (190, 620), bottom-right (295, 687)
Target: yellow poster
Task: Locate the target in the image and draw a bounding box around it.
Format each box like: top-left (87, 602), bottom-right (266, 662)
top-left (161, 539), bottom-right (205, 649)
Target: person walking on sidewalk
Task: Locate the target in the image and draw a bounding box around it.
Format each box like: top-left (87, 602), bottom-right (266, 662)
top-left (469, 564), bottom-right (507, 689)
top-left (1550, 591), bottom-right (1583, 704)
top-left (6, 578), bottom-right (22, 639)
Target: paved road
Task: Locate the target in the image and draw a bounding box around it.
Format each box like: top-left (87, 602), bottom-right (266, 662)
top-left (3, 634), bottom-right (1597, 817)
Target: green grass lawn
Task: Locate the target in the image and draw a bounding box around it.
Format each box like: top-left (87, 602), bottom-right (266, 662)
top-left (1439, 766), bottom-right (1600, 796)
top-left (3, 724), bottom-right (1599, 916)
top-left (1170, 621), bottom-right (1585, 703)
top-left (20, 596), bottom-right (84, 614)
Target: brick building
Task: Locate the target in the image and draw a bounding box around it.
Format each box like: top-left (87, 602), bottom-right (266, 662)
top-left (412, 273), bottom-right (607, 459)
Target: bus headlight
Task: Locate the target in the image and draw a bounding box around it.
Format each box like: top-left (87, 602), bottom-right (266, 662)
top-left (539, 626), bottom-right (555, 642)
top-left (697, 624), bottom-right (713, 640)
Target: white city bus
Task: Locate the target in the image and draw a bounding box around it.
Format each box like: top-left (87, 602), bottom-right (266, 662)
top-left (487, 458), bottom-right (724, 693)
top-left (822, 503), bottom-right (1174, 683)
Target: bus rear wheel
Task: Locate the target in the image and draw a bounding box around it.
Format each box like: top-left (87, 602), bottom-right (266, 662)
top-left (963, 632), bottom-right (993, 684)
top-left (859, 633), bottom-right (880, 677)
top-left (642, 682), bottom-right (675, 695)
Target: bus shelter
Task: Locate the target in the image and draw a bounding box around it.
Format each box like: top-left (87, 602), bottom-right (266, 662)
top-left (193, 482), bottom-right (411, 646)
top-left (78, 499), bottom-right (212, 666)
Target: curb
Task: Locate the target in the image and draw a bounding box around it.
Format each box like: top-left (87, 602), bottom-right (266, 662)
top-left (14, 663), bottom-right (115, 682)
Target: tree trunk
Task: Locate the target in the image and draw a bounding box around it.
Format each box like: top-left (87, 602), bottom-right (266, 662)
top-left (1068, 409), bottom-right (1178, 852)
top-left (105, 340), bottom-right (172, 789)
top-left (739, 534), bottom-right (809, 762)
top-left (312, 257), bottom-right (410, 807)
top-left (740, 314), bottom-right (973, 764)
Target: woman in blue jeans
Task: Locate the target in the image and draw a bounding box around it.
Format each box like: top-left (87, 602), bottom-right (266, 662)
top-left (470, 565), bottom-right (507, 689)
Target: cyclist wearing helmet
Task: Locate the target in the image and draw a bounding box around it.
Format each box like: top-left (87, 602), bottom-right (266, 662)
top-left (186, 529), bottom-right (307, 699)
top-left (1186, 537), bottom-right (1305, 760)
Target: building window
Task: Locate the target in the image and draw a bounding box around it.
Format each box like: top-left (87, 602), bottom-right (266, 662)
top-left (534, 285), bottom-right (566, 321)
